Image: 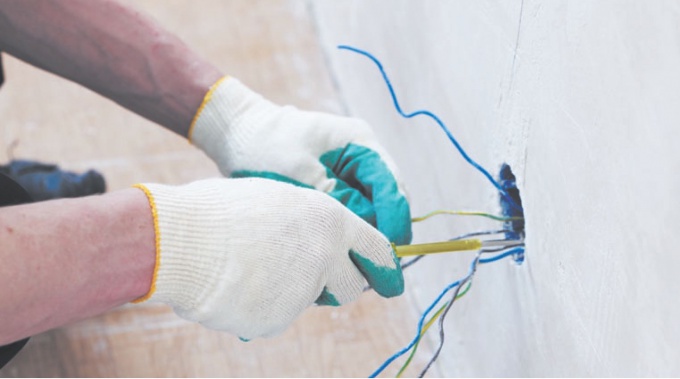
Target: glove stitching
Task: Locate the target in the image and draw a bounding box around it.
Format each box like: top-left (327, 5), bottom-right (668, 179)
top-left (187, 75), bottom-right (230, 142)
top-left (131, 183), bottom-right (162, 303)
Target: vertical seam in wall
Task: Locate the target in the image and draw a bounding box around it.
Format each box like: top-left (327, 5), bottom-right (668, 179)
top-left (306, 1), bottom-right (352, 117)
top-left (516, 0), bottom-right (532, 185)
top-left (509, 0), bottom-right (525, 92)
top-left (508, 0), bottom-right (532, 187)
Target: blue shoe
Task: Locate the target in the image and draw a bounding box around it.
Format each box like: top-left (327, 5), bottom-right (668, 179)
top-left (0, 159), bottom-right (106, 201)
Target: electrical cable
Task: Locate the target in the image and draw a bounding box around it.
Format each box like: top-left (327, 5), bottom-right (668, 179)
top-left (476, 245), bottom-right (513, 253)
top-left (395, 282), bottom-right (472, 378)
top-left (394, 235), bottom-right (524, 258)
top-left (367, 275), bottom-right (467, 378)
top-left (398, 230), bottom-right (511, 271)
top-left (417, 246), bottom-right (526, 377)
top-left (366, 230), bottom-right (513, 294)
top-left (335, 45), bottom-right (529, 377)
top-left (417, 253), bottom-right (480, 377)
top-left (337, 45), bottom-right (522, 213)
top-left (412, 209), bottom-right (522, 223)
top-left (369, 252), bottom-right (479, 378)
top-left (453, 230), bottom-right (514, 238)
top-left (479, 247), bottom-right (524, 264)
top-left (369, 246), bottom-right (524, 378)
top-left (394, 239), bottom-right (483, 258)
top-left (394, 303), bottom-right (449, 378)
top-left (399, 255), bottom-right (425, 271)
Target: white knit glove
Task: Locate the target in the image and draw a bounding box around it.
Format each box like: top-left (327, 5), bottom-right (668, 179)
top-left (132, 178), bottom-right (403, 340)
top-left (189, 77), bottom-right (412, 246)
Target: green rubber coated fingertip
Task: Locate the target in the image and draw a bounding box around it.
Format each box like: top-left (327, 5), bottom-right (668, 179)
top-left (239, 337), bottom-right (250, 342)
top-left (315, 287), bottom-right (341, 306)
top-left (349, 249), bottom-right (404, 297)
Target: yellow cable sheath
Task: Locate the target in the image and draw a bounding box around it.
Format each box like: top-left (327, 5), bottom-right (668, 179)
top-left (393, 239), bottom-right (483, 258)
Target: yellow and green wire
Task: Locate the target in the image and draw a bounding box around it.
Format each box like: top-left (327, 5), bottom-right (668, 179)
top-left (411, 209), bottom-right (522, 223)
top-left (395, 282), bottom-right (472, 378)
top-left (390, 209), bottom-right (520, 377)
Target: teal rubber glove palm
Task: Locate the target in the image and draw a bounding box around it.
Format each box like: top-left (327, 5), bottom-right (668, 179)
top-left (190, 77), bottom-right (412, 245)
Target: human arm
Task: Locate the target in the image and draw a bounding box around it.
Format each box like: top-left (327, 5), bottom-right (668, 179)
top-left (0, 0), bottom-right (221, 136)
top-left (0, 0), bottom-right (412, 244)
top-left (0, 178), bottom-right (403, 344)
top-left (0, 189), bottom-right (155, 345)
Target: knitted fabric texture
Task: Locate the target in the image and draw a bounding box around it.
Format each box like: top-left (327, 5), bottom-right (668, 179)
top-left (135, 178), bottom-right (403, 339)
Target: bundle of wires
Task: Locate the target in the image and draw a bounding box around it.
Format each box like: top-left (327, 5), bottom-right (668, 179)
top-left (390, 223), bottom-right (524, 378)
top-left (337, 45), bottom-right (526, 377)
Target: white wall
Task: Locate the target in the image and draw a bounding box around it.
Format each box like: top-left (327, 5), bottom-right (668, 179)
top-left (312, 1), bottom-right (680, 376)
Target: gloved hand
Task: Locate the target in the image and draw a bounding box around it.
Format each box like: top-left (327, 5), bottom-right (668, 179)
top-left (189, 77), bottom-right (412, 245)
top-left (132, 178), bottom-right (403, 340)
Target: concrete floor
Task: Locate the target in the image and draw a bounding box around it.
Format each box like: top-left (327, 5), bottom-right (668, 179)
top-left (0, 1), bottom-right (429, 376)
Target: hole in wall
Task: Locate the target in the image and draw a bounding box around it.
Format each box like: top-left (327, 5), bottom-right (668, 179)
top-left (499, 163), bottom-right (525, 264)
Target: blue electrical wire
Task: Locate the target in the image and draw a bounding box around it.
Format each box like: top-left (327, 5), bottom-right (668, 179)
top-left (368, 278), bottom-right (464, 378)
top-left (338, 45), bottom-right (526, 376)
top-left (368, 247), bottom-right (523, 377)
top-left (480, 246), bottom-right (524, 264)
top-left (337, 45), bottom-right (522, 213)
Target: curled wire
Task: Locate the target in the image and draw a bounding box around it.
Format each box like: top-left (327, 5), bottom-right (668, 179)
top-left (417, 250), bottom-right (483, 377)
top-left (395, 281), bottom-right (473, 377)
top-left (417, 247), bottom-right (524, 377)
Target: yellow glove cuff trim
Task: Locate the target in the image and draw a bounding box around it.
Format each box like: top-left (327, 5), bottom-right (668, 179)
top-left (187, 75), bottom-right (230, 143)
top-left (131, 183), bottom-right (162, 303)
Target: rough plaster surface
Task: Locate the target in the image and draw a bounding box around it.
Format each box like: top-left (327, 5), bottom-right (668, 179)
top-left (313, 1), bottom-right (680, 376)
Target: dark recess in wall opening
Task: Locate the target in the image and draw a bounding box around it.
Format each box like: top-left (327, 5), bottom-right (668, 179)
top-left (499, 163), bottom-right (525, 264)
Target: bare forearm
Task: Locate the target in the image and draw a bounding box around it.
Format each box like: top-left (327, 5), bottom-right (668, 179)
top-left (0, 0), bottom-right (222, 136)
top-left (0, 189), bottom-right (155, 345)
